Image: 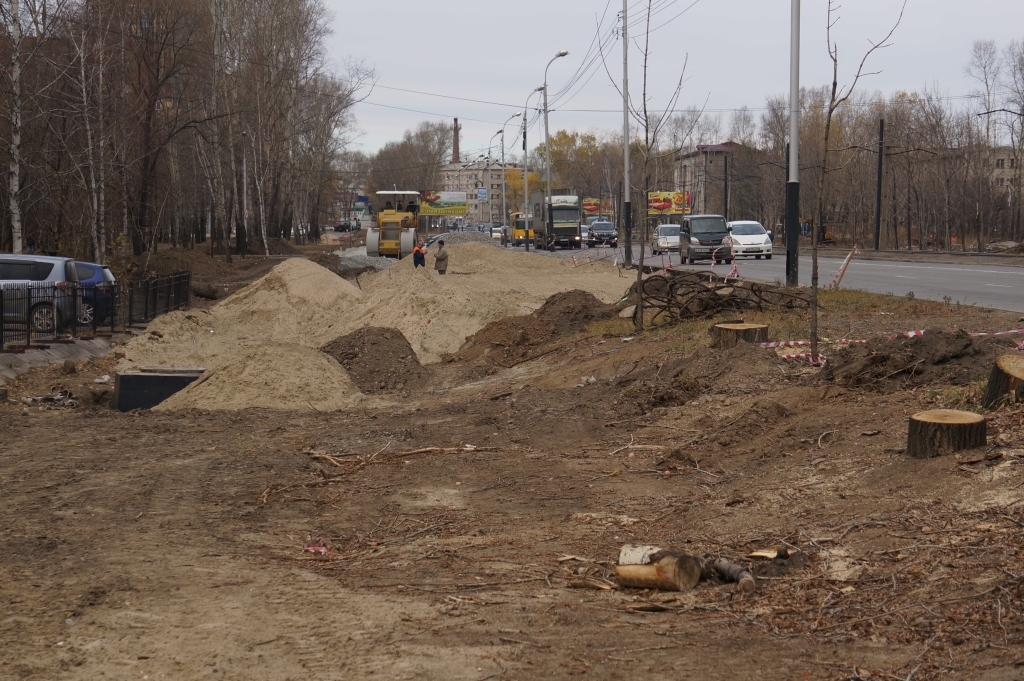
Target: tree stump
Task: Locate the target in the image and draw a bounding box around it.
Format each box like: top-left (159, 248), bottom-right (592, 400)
top-left (982, 354), bottom-right (1024, 409)
top-left (907, 409), bottom-right (987, 459)
top-left (710, 323), bottom-right (768, 349)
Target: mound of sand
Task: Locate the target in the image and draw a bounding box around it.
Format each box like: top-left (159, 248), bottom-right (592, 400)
top-left (123, 244), bottom-right (633, 410)
top-left (120, 258), bottom-right (367, 411)
top-left (348, 243), bottom-right (628, 363)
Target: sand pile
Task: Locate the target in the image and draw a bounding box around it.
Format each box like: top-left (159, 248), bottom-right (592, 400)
top-left (347, 243), bottom-right (629, 363)
top-left (119, 258), bottom-right (366, 411)
top-left (123, 244), bottom-right (633, 410)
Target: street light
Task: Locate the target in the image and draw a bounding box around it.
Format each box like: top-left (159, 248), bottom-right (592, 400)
top-left (543, 50), bottom-right (569, 249)
top-left (497, 112), bottom-right (521, 236)
top-left (241, 130), bottom-right (249, 259)
top-left (523, 86), bottom-right (544, 252)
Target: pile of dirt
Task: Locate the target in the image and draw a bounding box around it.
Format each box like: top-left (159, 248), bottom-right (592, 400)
top-left (454, 290), bottom-right (618, 367)
top-left (321, 328), bottom-right (432, 394)
top-left (346, 243), bottom-right (630, 363)
top-left (265, 238), bottom-right (304, 256)
top-left (310, 252), bottom-right (343, 276)
top-left (825, 330), bottom-right (1012, 391)
top-left (120, 258), bottom-right (368, 411)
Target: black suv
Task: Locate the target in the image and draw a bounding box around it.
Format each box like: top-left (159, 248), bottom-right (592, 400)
top-left (681, 214), bottom-right (733, 264)
top-left (588, 220), bottom-right (618, 246)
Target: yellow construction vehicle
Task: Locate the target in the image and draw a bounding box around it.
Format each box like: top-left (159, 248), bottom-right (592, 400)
top-left (367, 191), bottom-right (419, 258)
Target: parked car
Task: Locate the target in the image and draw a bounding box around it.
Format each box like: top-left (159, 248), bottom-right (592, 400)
top-left (727, 221), bottom-right (773, 259)
top-left (589, 220), bottom-right (618, 246)
top-left (75, 261), bottom-right (117, 324)
top-left (490, 227), bottom-right (504, 240)
top-left (651, 224), bottom-right (681, 255)
top-left (0, 254), bottom-right (81, 332)
top-left (681, 214), bottom-right (733, 264)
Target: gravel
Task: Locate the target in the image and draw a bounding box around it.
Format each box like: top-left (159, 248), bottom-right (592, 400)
top-left (430, 230), bottom-right (501, 246)
top-left (333, 246), bottom-right (396, 271)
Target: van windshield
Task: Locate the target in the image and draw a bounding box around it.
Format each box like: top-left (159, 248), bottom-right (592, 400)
top-left (690, 217), bottom-right (727, 234)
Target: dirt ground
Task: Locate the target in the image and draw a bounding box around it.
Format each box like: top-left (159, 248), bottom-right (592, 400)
top-left (3, 258), bottom-right (1024, 680)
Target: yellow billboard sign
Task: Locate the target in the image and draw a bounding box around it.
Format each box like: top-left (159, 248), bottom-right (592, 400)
top-left (647, 191), bottom-right (689, 216)
top-left (419, 191), bottom-right (467, 216)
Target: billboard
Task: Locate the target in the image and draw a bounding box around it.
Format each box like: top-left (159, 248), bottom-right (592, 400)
top-left (419, 191), bottom-right (467, 216)
top-left (477, 187), bottom-right (488, 202)
top-left (647, 191), bottom-right (690, 216)
top-left (582, 197), bottom-right (613, 216)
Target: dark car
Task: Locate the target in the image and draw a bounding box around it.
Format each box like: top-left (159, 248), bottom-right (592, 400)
top-left (589, 220), bottom-right (618, 246)
top-left (681, 214), bottom-right (733, 264)
top-left (74, 261), bottom-right (117, 325)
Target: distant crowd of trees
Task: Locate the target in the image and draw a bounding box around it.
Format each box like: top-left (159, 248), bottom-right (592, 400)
top-left (0, 0), bottom-right (369, 263)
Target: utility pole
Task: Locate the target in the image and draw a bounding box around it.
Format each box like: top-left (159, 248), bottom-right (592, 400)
top-left (241, 130), bottom-right (248, 259)
top-left (785, 0), bottom-right (801, 287)
top-left (523, 88), bottom-right (543, 251)
top-left (874, 117), bottom-right (885, 250)
top-left (498, 113), bottom-right (520, 232)
top-left (543, 51), bottom-right (569, 251)
top-left (723, 153), bottom-right (730, 221)
top-left (622, 0), bottom-right (632, 264)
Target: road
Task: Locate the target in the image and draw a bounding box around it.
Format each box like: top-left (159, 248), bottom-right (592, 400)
top-left (509, 243), bottom-right (1024, 313)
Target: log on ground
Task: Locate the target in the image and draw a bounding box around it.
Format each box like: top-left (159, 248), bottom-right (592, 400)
top-left (906, 409), bottom-right (986, 459)
top-left (982, 354), bottom-right (1024, 409)
top-left (615, 545), bottom-right (702, 591)
top-left (710, 323), bottom-right (768, 349)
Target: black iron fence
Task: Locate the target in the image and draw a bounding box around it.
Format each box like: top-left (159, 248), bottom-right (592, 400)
top-left (1, 272), bottom-right (191, 350)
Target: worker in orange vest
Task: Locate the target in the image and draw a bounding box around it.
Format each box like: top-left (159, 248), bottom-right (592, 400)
top-left (412, 242), bottom-right (426, 268)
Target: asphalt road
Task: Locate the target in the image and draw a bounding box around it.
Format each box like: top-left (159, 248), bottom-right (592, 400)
top-left (511, 243), bottom-right (1024, 313)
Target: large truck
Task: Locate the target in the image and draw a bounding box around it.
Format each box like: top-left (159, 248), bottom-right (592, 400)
top-left (543, 191), bottom-right (583, 248)
top-left (366, 191), bottom-right (419, 258)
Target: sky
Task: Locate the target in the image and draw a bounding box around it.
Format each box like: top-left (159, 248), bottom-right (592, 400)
top-left (324, 0), bottom-right (1024, 157)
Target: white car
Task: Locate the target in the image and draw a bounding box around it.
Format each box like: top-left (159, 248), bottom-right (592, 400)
top-left (727, 220), bottom-right (773, 259)
top-left (651, 224), bottom-right (680, 255)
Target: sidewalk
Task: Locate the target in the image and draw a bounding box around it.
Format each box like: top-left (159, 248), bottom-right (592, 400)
top-left (0, 336), bottom-right (123, 382)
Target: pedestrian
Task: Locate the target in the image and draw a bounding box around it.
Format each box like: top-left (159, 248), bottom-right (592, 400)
top-left (412, 241), bottom-right (426, 268)
top-left (434, 239), bottom-right (449, 275)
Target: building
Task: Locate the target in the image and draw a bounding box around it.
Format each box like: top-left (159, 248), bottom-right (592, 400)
top-left (674, 142), bottom-right (751, 218)
top-left (440, 159), bottom-right (518, 225)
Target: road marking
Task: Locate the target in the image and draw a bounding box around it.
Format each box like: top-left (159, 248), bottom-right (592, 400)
top-left (986, 284), bottom-right (1012, 288)
top-left (894, 275), bottom-right (916, 279)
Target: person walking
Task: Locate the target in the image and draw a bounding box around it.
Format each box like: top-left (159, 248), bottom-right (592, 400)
top-left (434, 240), bottom-right (449, 275)
top-left (412, 242), bottom-right (426, 268)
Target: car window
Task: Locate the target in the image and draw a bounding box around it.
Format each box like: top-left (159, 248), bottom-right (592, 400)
top-left (0, 261), bottom-right (54, 281)
top-left (691, 217), bottom-right (728, 234)
top-left (660, 226), bottom-right (680, 236)
top-left (731, 223), bottom-right (766, 236)
top-left (76, 264), bottom-right (96, 281)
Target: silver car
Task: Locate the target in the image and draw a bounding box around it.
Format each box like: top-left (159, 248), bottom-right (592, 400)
top-left (0, 254), bottom-right (81, 332)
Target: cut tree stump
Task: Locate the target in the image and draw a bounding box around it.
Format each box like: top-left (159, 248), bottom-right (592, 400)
top-left (615, 545), bottom-right (702, 591)
top-left (907, 409), bottom-right (987, 459)
top-left (982, 354), bottom-right (1024, 409)
top-left (710, 323), bottom-right (768, 349)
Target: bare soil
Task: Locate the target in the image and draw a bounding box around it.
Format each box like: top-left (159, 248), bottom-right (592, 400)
top-left (322, 327), bottom-right (433, 395)
top-left (3, 268), bottom-right (1024, 680)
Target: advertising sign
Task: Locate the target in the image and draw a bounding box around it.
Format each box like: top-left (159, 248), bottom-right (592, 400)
top-left (582, 197), bottom-right (613, 216)
top-left (477, 187), bottom-right (488, 202)
top-left (419, 191), bottom-right (468, 216)
top-left (647, 191), bottom-right (689, 216)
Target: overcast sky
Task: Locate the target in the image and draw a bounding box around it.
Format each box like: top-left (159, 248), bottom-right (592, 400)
top-left (323, 0), bottom-right (1024, 157)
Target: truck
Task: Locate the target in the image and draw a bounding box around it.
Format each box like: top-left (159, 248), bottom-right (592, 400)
top-left (544, 192), bottom-right (583, 248)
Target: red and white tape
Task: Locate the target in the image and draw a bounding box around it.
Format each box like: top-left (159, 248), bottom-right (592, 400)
top-left (968, 328), bottom-right (1024, 337)
top-left (781, 352), bottom-right (828, 366)
top-left (571, 254), bottom-right (579, 268)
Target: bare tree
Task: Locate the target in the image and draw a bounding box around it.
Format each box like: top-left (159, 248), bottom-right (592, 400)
top-left (809, 0), bottom-right (906, 361)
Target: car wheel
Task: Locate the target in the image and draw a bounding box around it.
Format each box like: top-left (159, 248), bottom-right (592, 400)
top-left (755, 255), bottom-right (761, 260)
top-left (766, 254), bottom-right (772, 260)
top-left (30, 304), bottom-right (59, 334)
top-left (78, 302), bottom-right (95, 326)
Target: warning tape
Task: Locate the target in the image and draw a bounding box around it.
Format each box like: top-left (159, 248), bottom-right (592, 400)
top-left (968, 328), bottom-right (1024, 337)
top-left (1017, 340), bottom-right (1024, 352)
top-left (571, 254), bottom-right (579, 268)
top-left (781, 352), bottom-right (828, 366)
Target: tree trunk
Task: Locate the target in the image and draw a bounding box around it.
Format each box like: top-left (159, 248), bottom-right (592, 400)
top-left (615, 546), bottom-right (702, 592)
top-left (711, 323), bottom-right (768, 348)
top-left (906, 409), bottom-right (986, 459)
top-left (982, 354), bottom-right (1024, 409)
top-left (7, 0), bottom-right (24, 253)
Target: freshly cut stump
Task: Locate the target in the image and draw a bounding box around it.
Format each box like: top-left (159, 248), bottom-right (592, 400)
top-left (907, 409), bottom-right (986, 459)
top-left (711, 323), bottom-right (768, 349)
top-left (982, 354), bottom-right (1024, 409)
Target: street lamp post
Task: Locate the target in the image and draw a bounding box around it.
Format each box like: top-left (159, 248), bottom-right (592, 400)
top-left (523, 86), bottom-right (543, 252)
top-left (785, 0), bottom-right (801, 287)
top-left (498, 112), bottom-right (521, 232)
top-left (241, 130), bottom-right (248, 259)
top-left (543, 50), bottom-right (569, 250)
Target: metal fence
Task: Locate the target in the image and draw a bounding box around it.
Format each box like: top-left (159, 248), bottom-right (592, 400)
top-left (1, 272), bottom-right (191, 350)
